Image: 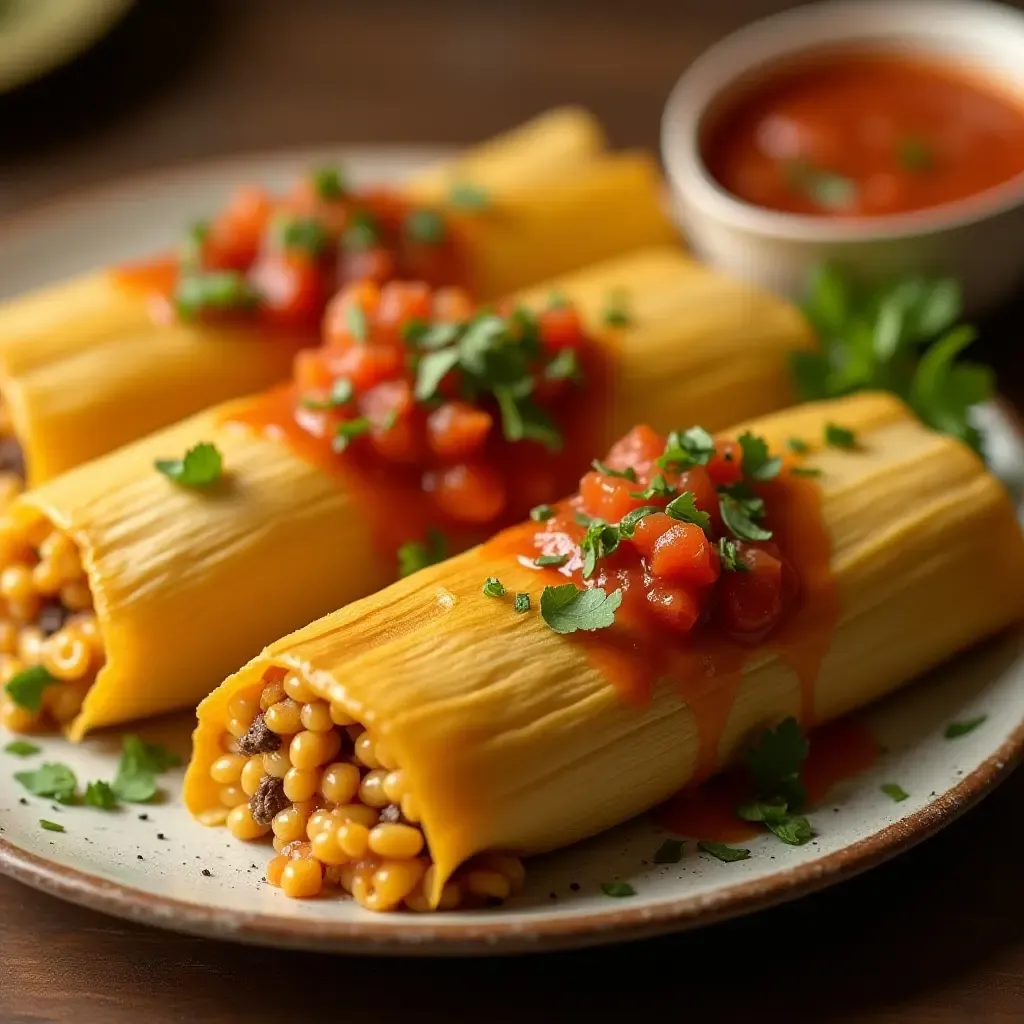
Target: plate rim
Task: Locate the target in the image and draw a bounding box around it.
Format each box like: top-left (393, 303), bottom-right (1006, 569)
top-left (0, 151), bottom-right (1022, 956)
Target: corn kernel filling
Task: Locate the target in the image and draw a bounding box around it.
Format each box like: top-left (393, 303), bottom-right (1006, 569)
top-left (0, 513), bottom-right (101, 731)
top-left (214, 666), bottom-right (525, 911)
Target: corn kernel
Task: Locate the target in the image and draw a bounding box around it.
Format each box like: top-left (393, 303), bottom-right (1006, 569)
top-left (226, 804), bottom-right (271, 841)
top-left (280, 857), bottom-right (322, 898)
top-left (240, 756), bottom-right (265, 796)
top-left (358, 769), bottom-right (389, 808)
top-left (368, 823), bottom-right (424, 860)
top-left (283, 766), bottom-right (320, 803)
top-left (320, 761), bottom-right (360, 805)
top-left (289, 729), bottom-right (341, 770)
top-left (210, 754), bottom-right (247, 785)
top-left (282, 671), bottom-right (317, 704)
top-left (264, 698), bottom-right (302, 735)
top-left (299, 700), bottom-right (333, 733)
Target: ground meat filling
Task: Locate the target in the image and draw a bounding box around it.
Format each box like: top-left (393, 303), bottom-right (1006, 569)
top-left (211, 666), bottom-right (525, 910)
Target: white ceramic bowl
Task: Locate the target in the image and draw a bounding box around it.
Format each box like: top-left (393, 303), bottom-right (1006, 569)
top-left (661, 0), bottom-right (1024, 313)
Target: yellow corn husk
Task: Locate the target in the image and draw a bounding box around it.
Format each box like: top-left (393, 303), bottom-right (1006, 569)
top-left (185, 393), bottom-right (1024, 907)
top-left (0, 107), bottom-right (670, 485)
top-left (14, 245), bottom-right (808, 740)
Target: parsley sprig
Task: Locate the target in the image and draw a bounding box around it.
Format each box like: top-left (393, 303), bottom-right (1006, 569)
top-left (794, 265), bottom-right (990, 454)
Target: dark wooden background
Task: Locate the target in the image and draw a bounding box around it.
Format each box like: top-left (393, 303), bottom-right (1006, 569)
top-left (2, 2), bottom-right (1024, 1021)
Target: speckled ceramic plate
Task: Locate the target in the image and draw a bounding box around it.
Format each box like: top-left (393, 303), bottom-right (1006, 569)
top-left (0, 0), bottom-right (133, 93)
top-left (0, 151), bottom-right (1022, 955)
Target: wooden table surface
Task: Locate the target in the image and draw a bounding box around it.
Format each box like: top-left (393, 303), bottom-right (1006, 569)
top-left (2, 2), bottom-right (1024, 1021)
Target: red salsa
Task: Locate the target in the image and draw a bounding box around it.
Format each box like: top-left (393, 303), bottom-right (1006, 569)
top-left (485, 422), bottom-right (837, 779)
top-left (114, 169), bottom-right (463, 332)
top-left (227, 280), bottom-right (611, 567)
top-left (703, 52), bottom-right (1024, 217)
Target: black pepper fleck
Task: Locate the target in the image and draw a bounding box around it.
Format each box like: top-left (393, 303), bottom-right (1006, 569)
top-left (138, 814), bottom-right (149, 821)
top-left (156, 832), bottom-right (167, 840)
top-left (18, 798), bottom-right (28, 806)
top-left (202, 869), bottom-right (212, 877)
top-left (569, 882), bottom-right (580, 892)
top-left (137, 855), bottom-right (144, 860)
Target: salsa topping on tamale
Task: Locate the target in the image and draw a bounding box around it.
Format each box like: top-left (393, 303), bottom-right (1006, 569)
top-left (228, 280), bottom-right (609, 572)
top-left (114, 172), bottom-right (464, 333)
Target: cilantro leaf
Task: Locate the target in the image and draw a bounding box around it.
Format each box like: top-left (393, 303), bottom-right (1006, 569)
top-left (312, 166), bottom-right (346, 199)
top-left (16, 762), bottom-right (77, 804)
top-left (738, 432), bottom-right (782, 481)
top-left (332, 417), bottom-right (372, 452)
top-left (540, 583), bottom-right (622, 634)
top-left (630, 473), bottom-right (675, 500)
top-left (617, 506), bottom-right (659, 538)
top-left (482, 577), bottom-right (506, 598)
top-left (600, 881), bottom-right (636, 897)
top-left (4, 740), bottom-right (40, 757)
top-left (449, 183), bottom-right (489, 210)
top-left (275, 215), bottom-right (328, 256)
top-left (698, 840), bottom-right (750, 863)
top-left (665, 491), bottom-right (711, 532)
top-left (155, 442), bottom-right (223, 487)
top-left (84, 780), bottom-right (119, 810)
top-left (175, 271), bottom-right (260, 320)
top-left (737, 797), bottom-right (789, 823)
top-left (653, 838), bottom-right (685, 864)
top-left (414, 347), bottom-right (461, 402)
top-left (786, 159), bottom-right (856, 210)
top-left (545, 348), bottom-right (581, 383)
top-left (40, 819), bottom-right (65, 833)
top-left (824, 423), bottom-right (857, 450)
top-left (766, 815), bottom-right (813, 845)
top-left (579, 521), bottom-right (621, 578)
top-left (787, 437), bottom-right (810, 455)
top-left (719, 491), bottom-right (772, 542)
top-left (397, 530), bottom-right (447, 579)
top-left (529, 504), bottom-right (556, 522)
top-left (744, 717), bottom-right (809, 811)
top-left (513, 593), bottom-right (531, 613)
top-left (301, 377), bottom-right (354, 410)
top-left (591, 460), bottom-right (637, 482)
top-left (112, 735), bottom-right (180, 804)
top-left (716, 538), bottom-right (749, 572)
top-left (945, 716), bottom-right (987, 739)
top-left (657, 426), bottom-right (715, 470)
top-left (881, 783), bottom-right (909, 803)
top-left (342, 211), bottom-right (379, 251)
top-left (534, 553), bottom-right (568, 568)
top-left (4, 664), bottom-right (55, 713)
top-left (405, 208), bottom-right (446, 245)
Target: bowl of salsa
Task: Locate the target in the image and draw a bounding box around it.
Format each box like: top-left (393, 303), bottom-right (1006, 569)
top-left (661, 0), bottom-right (1024, 312)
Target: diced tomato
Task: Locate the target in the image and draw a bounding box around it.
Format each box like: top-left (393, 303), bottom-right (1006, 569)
top-left (645, 581), bottom-right (702, 634)
top-left (674, 466), bottom-right (722, 535)
top-left (340, 247), bottom-right (397, 288)
top-left (376, 282), bottom-right (434, 343)
top-left (323, 282), bottom-right (382, 348)
top-left (204, 186), bottom-right (273, 272)
top-left (369, 407), bottom-right (422, 464)
top-left (360, 187), bottom-right (409, 229)
top-left (324, 344), bottom-right (403, 392)
top-left (538, 305), bottom-right (584, 351)
top-left (602, 425), bottom-right (665, 476)
top-left (427, 402), bottom-right (492, 460)
top-left (647, 522), bottom-right (719, 587)
top-left (427, 462), bottom-right (507, 524)
top-left (579, 470), bottom-right (646, 523)
top-left (293, 349), bottom-right (335, 392)
top-left (706, 440), bottom-right (743, 487)
top-left (360, 378), bottom-right (413, 421)
top-left (250, 254), bottom-right (325, 330)
top-left (431, 287), bottom-right (474, 323)
top-left (717, 545), bottom-right (784, 640)
top-left (629, 512), bottom-right (675, 557)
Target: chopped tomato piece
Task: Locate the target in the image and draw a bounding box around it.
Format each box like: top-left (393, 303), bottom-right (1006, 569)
top-left (602, 425), bottom-right (664, 476)
top-left (629, 512), bottom-right (675, 557)
top-left (717, 545), bottom-right (784, 640)
top-left (293, 349), bottom-right (336, 393)
top-left (325, 344), bottom-right (403, 392)
top-left (538, 305), bottom-right (584, 351)
top-left (427, 402), bottom-right (492, 460)
top-left (340, 247), bottom-right (397, 288)
top-left (645, 581), bottom-right (702, 634)
top-left (376, 282), bottom-right (434, 342)
top-left (204, 186), bottom-right (273, 272)
top-left (427, 463), bottom-right (507, 524)
top-left (323, 282), bottom-right (382, 348)
top-left (361, 379), bottom-right (422, 462)
top-left (673, 466), bottom-right (722, 535)
top-left (706, 440), bottom-right (743, 487)
top-left (579, 470), bottom-right (646, 523)
top-left (250, 254), bottom-right (325, 330)
top-left (648, 522), bottom-right (719, 587)
top-left (432, 287), bottom-right (474, 323)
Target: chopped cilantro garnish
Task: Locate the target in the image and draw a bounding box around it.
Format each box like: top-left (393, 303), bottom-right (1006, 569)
top-left (766, 814), bottom-right (813, 845)
top-left (698, 840), bottom-right (750, 863)
top-left (786, 158), bottom-right (856, 210)
top-left (482, 577), bottom-right (506, 598)
top-left (275, 215), bottom-right (328, 256)
top-left (617, 505), bottom-right (659, 538)
top-left (544, 348), bottom-right (581, 383)
top-left (4, 740), bottom-right (40, 757)
top-left (529, 504), bottom-right (556, 522)
top-left (16, 762), bottom-right (77, 804)
top-left (600, 880), bottom-right (636, 897)
top-left (653, 838), bottom-right (685, 864)
top-left (547, 290), bottom-right (568, 309)
top-left (719, 490), bottom-right (772, 542)
top-left (630, 473), bottom-right (675, 500)
top-left (657, 426), bottom-right (715, 470)
top-left (332, 417), bottom-right (372, 453)
top-left (155, 442), bottom-right (223, 487)
top-left (346, 303), bottom-right (369, 343)
top-left (513, 593), bottom-right (531, 613)
top-left (449, 183), bottom-right (489, 210)
top-left (787, 437), bottom-right (810, 455)
top-left (397, 529), bottom-right (446, 579)
top-left (945, 716), bottom-right (987, 739)
top-left (343, 211), bottom-right (379, 251)
top-left (540, 583), bottom-right (621, 634)
top-left (534, 553), bottom-right (568, 568)
top-left (591, 460), bottom-right (637, 482)
top-left (180, 220), bottom-right (209, 270)
top-left (175, 271), bottom-right (259, 321)
top-left (737, 796), bottom-right (789, 823)
top-left (665, 491), bottom-right (711, 532)
top-left (4, 664), bottom-right (55, 713)
top-left (744, 717), bottom-right (809, 811)
top-left (113, 735), bottom-right (181, 804)
top-left (580, 520), bottom-right (621, 578)
top-left (84, 780), bottom-right (118, 810)
top-left (716, 537), bottom-right (749, 572)
top-left (495, 387), bottom-right (562, 451)
top-left (738, 432), bottom-right (782, 481)
top-left (414, 348), bottom-right (461, 402)
top-left (898, 136), bottom-right (934, 173)
top-left (40, 819), bottom-right (65, 833)
top-left (405, 208), bottom-right (446, 245)
top-left (824, 423), bottom-right (857, 450)
top-left (301, 378), bottom-right (354, 410)
top-left (312, 166), bottom-right (346, 200)
top-left (881, 783), bottom-right (909, 803)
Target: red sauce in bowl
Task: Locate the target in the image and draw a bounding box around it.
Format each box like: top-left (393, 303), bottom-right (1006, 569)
top-left (702, 52), bottom-right (1024, 218)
